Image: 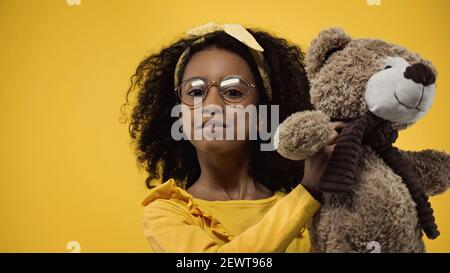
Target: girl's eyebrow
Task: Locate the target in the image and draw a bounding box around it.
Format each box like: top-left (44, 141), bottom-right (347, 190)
top-left (182, 75), bottom-right (252, 83)
top-left (182, 76), bottom-right (208, 82)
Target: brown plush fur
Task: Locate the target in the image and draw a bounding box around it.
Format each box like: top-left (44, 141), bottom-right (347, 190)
top-left (276, 27), bottom-right (449, 252)
top-left (309, 146), bottom-right (425, 252)
top-left (402, 150), bottom-right (450, 196)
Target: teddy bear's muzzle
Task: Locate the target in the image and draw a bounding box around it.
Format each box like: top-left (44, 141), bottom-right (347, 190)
top-left (364, 57), bottom-right (436, 124)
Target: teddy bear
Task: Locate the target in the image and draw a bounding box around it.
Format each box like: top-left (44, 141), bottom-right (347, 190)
top-left (274, 28), bottom-right (450, 252)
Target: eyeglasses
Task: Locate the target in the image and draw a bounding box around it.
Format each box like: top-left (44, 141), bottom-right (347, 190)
top-left (174, 75), bottom-right (257, 107)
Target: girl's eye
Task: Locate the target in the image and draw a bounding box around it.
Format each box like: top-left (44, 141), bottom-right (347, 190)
top-left (223, 89), bottom-right (243, 97)
top-left (187, 89), bottom-right (205, 97)
top-left (384, 65), bottom-right (392, 70)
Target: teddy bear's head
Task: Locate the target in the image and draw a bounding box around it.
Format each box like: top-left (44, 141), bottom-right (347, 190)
top-left (306, 28), bottom-right (437, 126)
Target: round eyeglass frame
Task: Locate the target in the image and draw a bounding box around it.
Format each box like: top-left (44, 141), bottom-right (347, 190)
top-left (174, 75), bottom-right (257, 106)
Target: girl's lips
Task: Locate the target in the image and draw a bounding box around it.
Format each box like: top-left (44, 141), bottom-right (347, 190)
top-left (196, 119), bottom-right (228, 129)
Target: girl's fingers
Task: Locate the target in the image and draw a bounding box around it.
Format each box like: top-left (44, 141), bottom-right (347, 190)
top-left (324, 144), bottom-right (336, 153)
top-left (330, 121), bottom-right (347, 129)
top-left (326, 129), bottom-right (339, 145)
top-left (326, 121), bottom-right (352, 145)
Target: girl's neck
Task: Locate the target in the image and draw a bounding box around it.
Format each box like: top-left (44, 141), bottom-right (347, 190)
top-left (188, 145), bottom-right (272, 201)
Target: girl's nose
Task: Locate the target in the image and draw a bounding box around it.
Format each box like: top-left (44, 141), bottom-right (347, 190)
top-left (202, 85), bottom-right (226, 108)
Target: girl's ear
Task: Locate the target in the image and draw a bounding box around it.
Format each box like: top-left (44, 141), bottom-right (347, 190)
top-left (306, 27), bottom-right (351, 79)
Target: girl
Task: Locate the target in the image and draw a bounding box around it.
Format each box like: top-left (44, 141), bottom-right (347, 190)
top-left (123, 23), bottom-right (345, 252)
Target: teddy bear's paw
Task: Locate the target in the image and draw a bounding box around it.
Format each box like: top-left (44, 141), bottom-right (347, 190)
top-left (428, 150), bottom-right (450, 195)
top-left (274, 110), bottom-right (331, 160)
top-left (401, 149), bottom-right (450, 196)
top-left (439, 151), bottom-right (450, 191)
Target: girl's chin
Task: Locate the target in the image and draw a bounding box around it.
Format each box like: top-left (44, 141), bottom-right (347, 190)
top-left (192, 139), bottom-right (248, 154)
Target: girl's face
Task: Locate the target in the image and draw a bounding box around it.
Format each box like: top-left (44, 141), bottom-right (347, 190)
top-left (179, 46), bottom-right (260, 155)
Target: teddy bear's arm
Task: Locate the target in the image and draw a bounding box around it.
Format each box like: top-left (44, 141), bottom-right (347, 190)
top-left (400, 149), bottom-right (450, 196)
top-left (274, 110), bottom-right (332, 161)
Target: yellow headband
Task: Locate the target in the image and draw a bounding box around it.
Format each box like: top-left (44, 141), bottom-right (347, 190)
top-left (173, 22), bottom-right (272, 101)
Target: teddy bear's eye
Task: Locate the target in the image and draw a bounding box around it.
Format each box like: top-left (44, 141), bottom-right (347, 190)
top-left (384, 65), bottom-right (392, 70)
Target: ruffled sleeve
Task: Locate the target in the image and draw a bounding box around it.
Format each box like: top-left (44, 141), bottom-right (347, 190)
top-left (142, 179), bottom-right (234, 243)
top-left (141, 178), bottom-right (320, 252)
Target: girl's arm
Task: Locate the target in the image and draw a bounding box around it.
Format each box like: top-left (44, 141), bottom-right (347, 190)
top-left (142, 183), bottom-right (320, 253)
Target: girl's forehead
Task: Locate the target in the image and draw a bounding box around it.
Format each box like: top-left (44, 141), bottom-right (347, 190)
top-left (182, 47), bottom-right (255, 83)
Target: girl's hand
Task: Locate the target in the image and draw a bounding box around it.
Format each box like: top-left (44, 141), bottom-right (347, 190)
top-left (301, 121), bottom-right (350, 201)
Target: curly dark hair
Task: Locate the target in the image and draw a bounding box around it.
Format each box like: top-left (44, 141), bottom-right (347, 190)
top-left (122, 27), bottom-right (313, 193)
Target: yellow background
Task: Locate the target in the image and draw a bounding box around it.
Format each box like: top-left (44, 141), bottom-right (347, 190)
top-left (0, 0), bottom-right (449, 252)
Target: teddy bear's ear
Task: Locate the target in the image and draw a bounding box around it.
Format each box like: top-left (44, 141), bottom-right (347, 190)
top-left (306, 28), bottom-right (351, 78)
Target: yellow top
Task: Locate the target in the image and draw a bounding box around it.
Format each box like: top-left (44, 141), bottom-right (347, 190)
top-left (141, 178), bottom-right (321, 253)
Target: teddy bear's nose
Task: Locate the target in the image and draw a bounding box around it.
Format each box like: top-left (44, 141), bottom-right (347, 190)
top-left (403, 63), bottom-right (436, 86)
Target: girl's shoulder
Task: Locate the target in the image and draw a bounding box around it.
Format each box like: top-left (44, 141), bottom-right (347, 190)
top-left (141, 178), bottom-right (190, 207)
